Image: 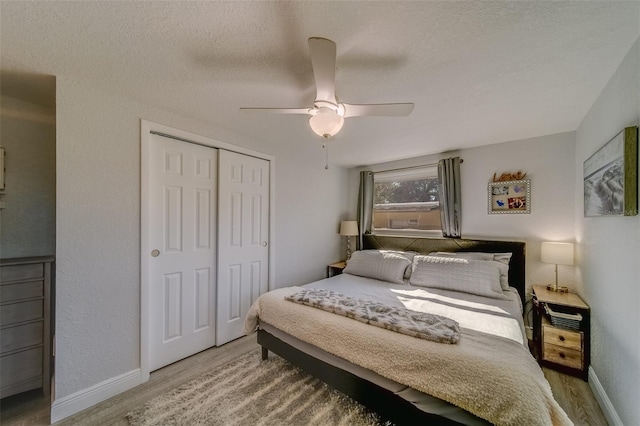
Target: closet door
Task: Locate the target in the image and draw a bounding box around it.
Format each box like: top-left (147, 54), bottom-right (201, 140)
top-left (147, 133), bottom-right (217, 371)
top-left (217, 150), bottom-right (269, 345)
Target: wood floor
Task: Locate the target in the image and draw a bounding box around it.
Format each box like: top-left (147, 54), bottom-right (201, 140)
top-left (1, 335), bottom-right (608, 426)
top-left (542, 368), bottom-right (608, 426)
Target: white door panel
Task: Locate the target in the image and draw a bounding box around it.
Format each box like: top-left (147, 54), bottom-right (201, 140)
top-left (217, 150), bottom-right (269, 345)
top-left (148, 134), bottom-right (217, 371)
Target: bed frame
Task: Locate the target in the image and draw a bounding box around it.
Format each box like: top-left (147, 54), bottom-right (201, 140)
top-left (258, 236), bottom-right (526, 425)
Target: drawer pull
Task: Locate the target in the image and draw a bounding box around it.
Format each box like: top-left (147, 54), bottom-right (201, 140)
top-left (559, 352), bottom-right (566, 359)
top-left (559, 335), bottom-right (565, 341)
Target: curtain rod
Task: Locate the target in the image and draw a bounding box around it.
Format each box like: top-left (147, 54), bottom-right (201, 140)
top-left (373, 158), bottom-right (463, 174)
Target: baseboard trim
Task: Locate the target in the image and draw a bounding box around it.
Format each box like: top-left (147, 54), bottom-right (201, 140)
top-left (588, 366), bottom-right (622, 426)
top-left (50, 368), bottom-right (141, 423)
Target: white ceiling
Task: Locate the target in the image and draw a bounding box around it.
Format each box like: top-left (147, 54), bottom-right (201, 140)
top-left (1, 1), bottom-right (639, 167)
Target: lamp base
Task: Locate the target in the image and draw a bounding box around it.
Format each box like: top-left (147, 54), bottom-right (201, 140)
top-left (546, 285), bottom-right (569, 293)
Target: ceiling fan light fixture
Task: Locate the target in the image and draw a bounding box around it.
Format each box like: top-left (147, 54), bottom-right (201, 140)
top-left (309, 107), bottom-right (344, 138)
top-left (240, 37), bottom-right (414, 144)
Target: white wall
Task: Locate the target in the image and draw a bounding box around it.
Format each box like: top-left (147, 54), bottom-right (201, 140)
top-left (55, 77), bottom-right (348, 404)
top-left (461, 133), bottom-right (577, 291)
top-left (0, 95), bottom-right (55, 258)
top-left (348, 131), bottom-right (577, 293)
top-left (575, 37), bottom-right (639, 425)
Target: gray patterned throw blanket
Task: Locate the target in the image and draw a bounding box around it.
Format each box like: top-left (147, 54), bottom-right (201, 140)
top-left (284, 288), bottom-right (460, 344)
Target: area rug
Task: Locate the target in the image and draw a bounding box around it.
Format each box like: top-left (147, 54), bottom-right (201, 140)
top-left (127, 348), bottom-right (386, 426)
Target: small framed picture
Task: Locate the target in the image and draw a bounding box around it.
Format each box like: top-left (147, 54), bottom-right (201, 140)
top-left (488, 179), bottom-right (530, 214)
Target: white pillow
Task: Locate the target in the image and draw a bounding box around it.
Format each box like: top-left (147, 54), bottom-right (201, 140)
top-left (429, 252), bottom-right (512, 290)
top-left (410, 255), bottom-right (508, 299)
top-left (343, 250), bottom-right (412, 284)
top-left (378, 250), bottom-right (418, 279)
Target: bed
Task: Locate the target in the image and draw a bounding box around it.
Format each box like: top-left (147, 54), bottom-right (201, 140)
top-left (244, 236), bottom-right (571, 426)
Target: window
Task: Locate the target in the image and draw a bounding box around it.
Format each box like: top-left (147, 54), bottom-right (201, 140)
top-left (373, 166), bottom-right (441, 234)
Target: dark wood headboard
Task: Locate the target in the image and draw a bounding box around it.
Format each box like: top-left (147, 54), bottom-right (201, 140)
top-left (362, 235), bottom-right (527, 307)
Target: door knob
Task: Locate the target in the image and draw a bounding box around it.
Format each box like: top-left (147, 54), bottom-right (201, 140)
top-left (151, 249), bottom-right (160, 257)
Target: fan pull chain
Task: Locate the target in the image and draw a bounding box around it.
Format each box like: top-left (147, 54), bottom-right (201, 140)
top-left (322, 140), bottom-right (329, 170)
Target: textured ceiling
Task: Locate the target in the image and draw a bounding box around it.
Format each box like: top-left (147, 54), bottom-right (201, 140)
top-left (1, 1), bottom-right (639, 167)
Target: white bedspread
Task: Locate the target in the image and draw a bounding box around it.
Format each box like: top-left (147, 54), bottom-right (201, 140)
top-left (244, 274), bottom-right (572, 426)
top-left (306, 274), bottom-right (526, 344)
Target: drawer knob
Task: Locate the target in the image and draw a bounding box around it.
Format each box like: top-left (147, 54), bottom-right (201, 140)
top-left (559, 352), bottom-right (566, 359)
top-left (559, 335), bottom-right (565, 341)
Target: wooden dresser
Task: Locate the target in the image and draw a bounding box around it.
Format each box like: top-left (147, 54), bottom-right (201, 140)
top-left (0, 256), bottom-right (54, 398)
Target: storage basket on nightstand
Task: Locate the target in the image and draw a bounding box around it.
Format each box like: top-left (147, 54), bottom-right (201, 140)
top-left (544, 304), bottom-right (582, 330)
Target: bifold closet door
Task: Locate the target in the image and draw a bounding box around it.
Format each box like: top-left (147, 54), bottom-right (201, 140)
top-left (217, 150), bottom-right (269, 345)
top-left (148, 133), bottom-right (217, 371)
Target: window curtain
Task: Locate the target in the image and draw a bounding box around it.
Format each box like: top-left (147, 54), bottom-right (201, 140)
top-left (356, 171), bottom-right (374, 249)
top-left (438, 157), bottom-right (462, 238)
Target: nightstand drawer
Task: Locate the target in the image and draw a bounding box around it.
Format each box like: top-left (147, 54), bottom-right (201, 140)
top-left (542, 324), bottom-right (582, 351)
top-left (543, 343), bottom-right (583, 369)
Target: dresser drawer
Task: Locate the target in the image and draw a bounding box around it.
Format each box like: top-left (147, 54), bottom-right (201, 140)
top-left (0, 347), bottom-right (43, 390)
top-left (542, 325), bottom-right (582, 351)
top-left (0, 263), bottom-right (44, 282)
top-left (543, 343), bottom-right (583, 369)
top-left (0, 300), bottom-right (43, 325)
top-left (0, 321), bottom-right (43, 353)
top-left (0, 280), bottom-right (44, 303)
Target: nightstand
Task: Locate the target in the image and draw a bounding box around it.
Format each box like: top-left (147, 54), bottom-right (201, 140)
top-left (532, 285), bottom-right (590, 381)
top-left (327, 261), bottom-right (347, 278)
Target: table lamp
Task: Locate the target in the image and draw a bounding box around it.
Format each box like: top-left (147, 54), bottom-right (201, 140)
top-left (541, 242), bottom-right (574, 293)
top-left (339, 221), bottom-right (358, 260)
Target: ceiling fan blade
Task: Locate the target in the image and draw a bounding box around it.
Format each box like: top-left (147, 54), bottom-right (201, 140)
top-left (240, 107), bottom-right (312, 115)
top-left (308, 37), bottom-right (337, 105)
top-left (341, 102), bottom-right (414, 118)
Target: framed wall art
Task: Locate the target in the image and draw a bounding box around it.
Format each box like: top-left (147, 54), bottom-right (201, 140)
top-left (584, 126), bottom-right (638, 217)
top-left (488, 179), bottom-right (530, 214)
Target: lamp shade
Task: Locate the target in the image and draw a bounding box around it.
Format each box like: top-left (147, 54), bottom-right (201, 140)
top-left (339, 220), bottom-right (358, 236)
top-left (541, 242), bottom-right (574, 266)
top-left (309, 108), bottom-right (344, 138)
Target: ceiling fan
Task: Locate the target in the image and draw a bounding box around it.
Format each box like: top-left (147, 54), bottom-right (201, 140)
top-left (240, 37), bottom-right (414, 139)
